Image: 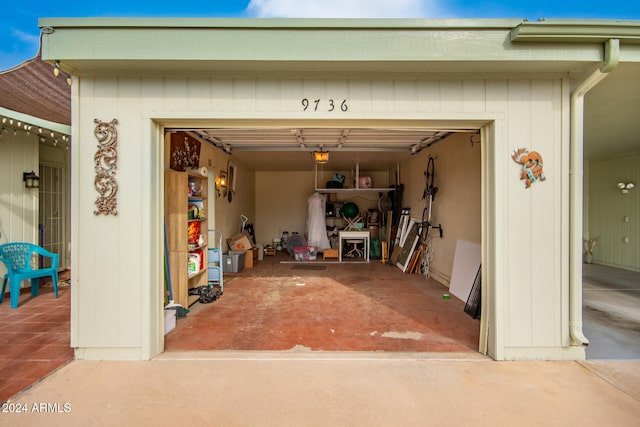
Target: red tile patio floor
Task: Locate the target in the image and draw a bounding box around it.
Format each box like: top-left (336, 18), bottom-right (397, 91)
top-left (0, 271), bottom-right (72, 403)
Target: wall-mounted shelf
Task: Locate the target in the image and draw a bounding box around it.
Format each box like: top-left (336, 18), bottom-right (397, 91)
top-left (314, 163), bottom-right (397, 193)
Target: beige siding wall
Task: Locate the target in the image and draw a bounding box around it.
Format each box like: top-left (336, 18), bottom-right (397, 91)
top-left (72, 74), bottom-right (572, 360)
top-left (0, 134), bottom-right (70, 284)
top-left (0, 132), bottom-right (39, 248)
top-left (587, 153), bottom-right (640, 270)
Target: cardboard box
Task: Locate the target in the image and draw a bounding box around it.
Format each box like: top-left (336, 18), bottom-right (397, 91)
top-left (323, 248), bottom-right (339, 260)
top-left (244, 247), bottom-right (260, 268)
top-left (227, 231), bottom-right (254, 251)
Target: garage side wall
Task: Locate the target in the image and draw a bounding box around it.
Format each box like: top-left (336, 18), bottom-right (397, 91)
top-left (71, 75), bottom-right (571, 360)
top-left (402, 133), bottom-right (482, 287)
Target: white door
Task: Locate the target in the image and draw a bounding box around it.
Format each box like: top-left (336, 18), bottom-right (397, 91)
top-left (39, 163), bottom-right (67, 270)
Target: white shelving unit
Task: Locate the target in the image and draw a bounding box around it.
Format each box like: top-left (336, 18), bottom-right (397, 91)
top-left (314, 163), bottom-right (397, 193)
top-left (164, 170), bottom-right (209, 307)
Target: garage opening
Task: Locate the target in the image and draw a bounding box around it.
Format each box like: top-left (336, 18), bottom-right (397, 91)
top-left (162, 125), bottom-right (482, 354)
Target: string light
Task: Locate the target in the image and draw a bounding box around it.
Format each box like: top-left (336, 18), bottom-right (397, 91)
top-left (53, 60), bottom-right (60, 77)
top-left (0, 115), bottom-right (70, 149)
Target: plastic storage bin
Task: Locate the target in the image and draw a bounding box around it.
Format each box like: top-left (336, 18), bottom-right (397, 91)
top-left (293, 246), bottom-right (318, 261)
top-left (223, 250), bottom-right (246, 273)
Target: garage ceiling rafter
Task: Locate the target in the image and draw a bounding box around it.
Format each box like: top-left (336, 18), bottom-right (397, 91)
top-left (174, 127), bottom-right (472, 171)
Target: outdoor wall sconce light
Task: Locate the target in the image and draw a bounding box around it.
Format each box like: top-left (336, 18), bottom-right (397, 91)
top-left (314, 150), bottom-right (329, 165)
top-left (215, 172), bottom-right (228, 197)
top-left (23, 171), bottom-right (40, 189)
top-left (617, 182), bottom-right (635, 194)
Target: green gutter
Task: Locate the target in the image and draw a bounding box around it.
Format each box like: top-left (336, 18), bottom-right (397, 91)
top-left (511, 19), bottom-right (640, 43)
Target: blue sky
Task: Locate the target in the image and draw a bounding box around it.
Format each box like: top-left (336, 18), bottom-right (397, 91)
top-left (1, 0), bottom-right (639, 71)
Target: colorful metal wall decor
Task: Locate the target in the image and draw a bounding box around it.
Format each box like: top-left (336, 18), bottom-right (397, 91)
top-left (511, 147), bottom-right (546, 188)
top-left (93, 118), bottom-right (119, 215)
top-left (169, 132), bottom-right (201, 171)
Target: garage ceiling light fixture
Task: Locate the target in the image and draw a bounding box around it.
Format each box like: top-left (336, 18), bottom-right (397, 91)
top-left (314, 150), bottom-right (329, 165)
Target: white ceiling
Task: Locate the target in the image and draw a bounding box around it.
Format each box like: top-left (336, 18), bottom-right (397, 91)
top-left (584, 63), bottom-right (640, 160)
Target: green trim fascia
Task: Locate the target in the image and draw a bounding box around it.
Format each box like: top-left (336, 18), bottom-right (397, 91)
top-left (39, 17), bottom-right (524, 31)
top-left (0, 106), bottom-right (71, 135)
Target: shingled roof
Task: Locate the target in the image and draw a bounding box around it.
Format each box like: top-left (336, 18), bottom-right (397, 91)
top-left (0, 53), bottom-right (70, 126)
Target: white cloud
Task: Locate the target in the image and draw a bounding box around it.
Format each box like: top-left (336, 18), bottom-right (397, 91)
top-left (246, 0), bottom-right (442, 18)
top-left (12, 29), bottom-right (40, 47)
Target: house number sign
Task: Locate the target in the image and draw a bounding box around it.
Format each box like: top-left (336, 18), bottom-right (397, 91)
top-left (301, 98), bottom-right (348, 112)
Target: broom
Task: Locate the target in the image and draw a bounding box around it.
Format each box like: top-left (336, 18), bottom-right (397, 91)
top-left (164, 220), bottom-right (186, 318)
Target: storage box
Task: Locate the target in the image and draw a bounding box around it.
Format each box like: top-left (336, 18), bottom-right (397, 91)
top-left (164, 309), bottom-right (176, 335)
top-left (323, 248), bottom-right (339, 260)
top-left (223, 251), bottom-right (246, 273)
top-left (244, 247), bottom-right (259, 268)
top-left (293, 246), bottom-right (318, 261)
top-left (227, 231), bottom-right (254, 251)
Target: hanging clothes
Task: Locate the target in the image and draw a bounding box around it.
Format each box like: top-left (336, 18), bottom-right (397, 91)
top-left (306, 192), bottom-right (331, 252)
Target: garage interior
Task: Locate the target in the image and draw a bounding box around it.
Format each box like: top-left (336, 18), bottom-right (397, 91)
top-left (162, 126), bottom-right (482, 353)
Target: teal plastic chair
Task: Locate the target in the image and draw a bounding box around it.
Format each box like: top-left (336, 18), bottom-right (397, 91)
top-left (0, 242), bottom-right (59, 308)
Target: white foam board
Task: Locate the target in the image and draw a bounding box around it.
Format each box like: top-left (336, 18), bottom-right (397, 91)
top-left (449, 240), bottom-right (481, 301)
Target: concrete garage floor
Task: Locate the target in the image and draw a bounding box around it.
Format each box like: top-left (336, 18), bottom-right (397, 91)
top-left (165, 252), bottom-right (480, 353)
top-left (583, 263), bottom-right (640, 360)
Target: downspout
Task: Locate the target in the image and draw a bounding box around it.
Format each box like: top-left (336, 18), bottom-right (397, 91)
top-left (569, 38), bottom-right (619, 346)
